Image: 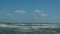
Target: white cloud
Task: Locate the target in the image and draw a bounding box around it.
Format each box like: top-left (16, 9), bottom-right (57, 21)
top-left (15, 10), bottom-right (25, 14)
top-left (34, 10), bottom-right (48, 16)
top-left (38, 14), bottom-right (48, 16)
top-left (35, 10), bottom-right (40, 12)
top-left (34, 10), bottom-right (43, 13)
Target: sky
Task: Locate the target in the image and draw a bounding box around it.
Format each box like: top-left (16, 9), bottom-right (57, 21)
top-left (0, 0), bottom-right (60, 23)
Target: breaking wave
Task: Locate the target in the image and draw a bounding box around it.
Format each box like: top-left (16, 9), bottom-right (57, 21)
top-left (0, 23), bottom-right (60, 34)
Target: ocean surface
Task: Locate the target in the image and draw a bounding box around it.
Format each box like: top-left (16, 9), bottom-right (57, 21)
top-left (0, 23), bottom-right (60, 34)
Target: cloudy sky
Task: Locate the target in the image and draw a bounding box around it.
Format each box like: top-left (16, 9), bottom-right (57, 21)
top-left (0, 0), bottom-right (60, 23)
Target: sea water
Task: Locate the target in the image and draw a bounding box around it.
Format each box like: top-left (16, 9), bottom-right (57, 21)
top-left (0, 23), bottom-right (60, 34)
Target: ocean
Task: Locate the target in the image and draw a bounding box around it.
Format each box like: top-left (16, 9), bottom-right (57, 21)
top-left (0, 23), bottom-right (60, 34)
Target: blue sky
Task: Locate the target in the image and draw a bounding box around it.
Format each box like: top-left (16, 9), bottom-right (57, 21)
top-left (0, 0), bottom-right (60, 23)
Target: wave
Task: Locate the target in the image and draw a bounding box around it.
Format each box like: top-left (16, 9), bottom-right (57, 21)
top-left (0, 23), bottom-right (60, 34)
top-left (0, 23), bottom-right (60, 28)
